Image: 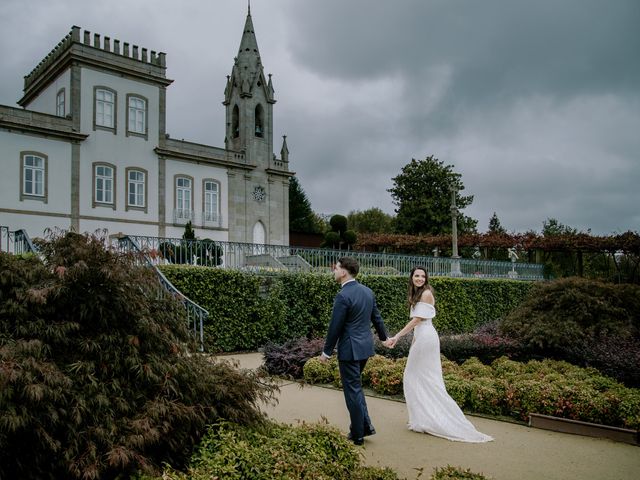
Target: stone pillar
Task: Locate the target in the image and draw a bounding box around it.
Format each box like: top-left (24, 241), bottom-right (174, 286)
top-left (158, 86), bottom-right (167, 147)
top-left (158, 156), bottom-right (166, 237)
top-left (71, 142), bottom-right (80, 232)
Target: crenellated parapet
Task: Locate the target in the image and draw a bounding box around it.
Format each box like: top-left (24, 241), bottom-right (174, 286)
top-left (20, 26), bottom-right (171, 105)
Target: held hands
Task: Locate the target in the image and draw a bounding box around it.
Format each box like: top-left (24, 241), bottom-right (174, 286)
top-left (382, 336), bottom-right (398, 349)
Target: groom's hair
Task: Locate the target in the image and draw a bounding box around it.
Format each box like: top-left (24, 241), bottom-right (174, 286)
top-left (338, 256), bottom-right (359, 276)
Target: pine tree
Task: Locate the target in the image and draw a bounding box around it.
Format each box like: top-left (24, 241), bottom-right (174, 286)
top-left (289, 176), bottom-right (321, 233)
top-left (488, 212), bottom-right (506, 234)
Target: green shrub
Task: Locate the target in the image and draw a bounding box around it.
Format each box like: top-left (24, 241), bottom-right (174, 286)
top-left (442, 375), bottom-right (473, 409)
top-left (0, 233), bottom-right (276, 480)
top-left (501, 277), bottom-right (640, 350)
top-left (301, 352), bottom-right (640, 429)
top-left (431, 465), bottom-right (491, 479)
top-left (156, 420), bottom-right (401, 480)
top-left (364, 357), bottom-right (406, 396)
top-left (303, 356), bottom-right (338, 384)
top-left (362, 354), bottom-right (394, 385)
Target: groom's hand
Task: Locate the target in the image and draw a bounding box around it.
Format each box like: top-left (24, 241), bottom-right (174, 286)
top-left (382, 337), bottom-right (397, 348)
top-left (317, 353), bottom-right (329, 363)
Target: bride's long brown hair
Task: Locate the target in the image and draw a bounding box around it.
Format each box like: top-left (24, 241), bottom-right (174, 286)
top-left (407, 266), bottom-right (434, 307)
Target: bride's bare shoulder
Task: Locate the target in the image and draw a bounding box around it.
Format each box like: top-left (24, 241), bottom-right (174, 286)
top-left (420, 289), bottom-right (435, 305)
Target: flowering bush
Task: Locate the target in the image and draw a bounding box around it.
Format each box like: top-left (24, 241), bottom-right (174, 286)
top-left (303, 356), bottom-right (337, 384)
top-left (301, 353), bottom-right (640, 429)
top-left (363, 357), bottom-right (406, 396)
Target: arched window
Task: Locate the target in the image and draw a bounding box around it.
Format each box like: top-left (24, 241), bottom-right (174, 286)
top-left (93, 162), bottom-right (116, 209)
top-left (203, 179), bottom-right (221, 224)
top-left (253, 221), bottom-right (265, 245)
top-left (254, 104), bottom-right (264, 137)
top-left (232, 105), bottom-right (240, 138)
top-left (94, 86), bottom-right (117, 132)
top-left (126, 94), bottom-right (148, 138)
top-left (20, 152), bottom-right (48, 202)
top-left (126, 167), bottom-right (148, 212)
top-left (174, 175), bottom-right (194, 222)
top-left (56, 89), bottom-right (65, 117)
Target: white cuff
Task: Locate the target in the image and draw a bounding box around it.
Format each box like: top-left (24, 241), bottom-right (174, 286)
top-left (321, 352), bottom-right (331, 359)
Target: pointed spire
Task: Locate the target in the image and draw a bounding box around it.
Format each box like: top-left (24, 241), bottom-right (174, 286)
top-left (231, 0), bottom-right (263, 98)
top-left (280, 135), bottom-right (289, 163)
top-left (268, 73), bottom-right (275, 99)
top-left (238, 4), bottom-right (260, 59)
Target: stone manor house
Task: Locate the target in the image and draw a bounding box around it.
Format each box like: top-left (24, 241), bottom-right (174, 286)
top-left (0, 8), bottom-right (292, 246)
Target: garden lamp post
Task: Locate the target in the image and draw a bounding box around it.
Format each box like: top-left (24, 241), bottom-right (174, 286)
top-left (450, 186), bottom-right (461, 276)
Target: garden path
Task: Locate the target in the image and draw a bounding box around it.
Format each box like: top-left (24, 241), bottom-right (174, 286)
top-left (218, 352), bottom-right (639, 480)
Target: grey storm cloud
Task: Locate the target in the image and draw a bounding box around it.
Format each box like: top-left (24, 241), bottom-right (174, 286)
top-left (1, 0), bottom-right (639, 234)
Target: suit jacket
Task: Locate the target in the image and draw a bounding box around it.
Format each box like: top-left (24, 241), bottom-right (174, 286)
top-left (323, 280), bottom-right (388, 361)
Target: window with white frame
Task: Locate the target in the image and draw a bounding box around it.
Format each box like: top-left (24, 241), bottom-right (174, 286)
top-left (127, 95), bottom-right (147, 135)
top-left (175, 176), bottom-right (192, 220)
top-left (22, 154), bottom-right (45, 197)
top-left (56, 89), bottom-right (65, 117)
top-left (204, 180), bottom-right (220, 223)
top-left (127, 169), bottom-right (146, 209)
top-left (94, 164), bottom-right (114, 205)
top-left (95, 88), bottom-right (115, 129)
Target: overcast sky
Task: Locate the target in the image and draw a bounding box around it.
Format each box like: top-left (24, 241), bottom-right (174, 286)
top-left (1, 0), bottom-right (639, 235)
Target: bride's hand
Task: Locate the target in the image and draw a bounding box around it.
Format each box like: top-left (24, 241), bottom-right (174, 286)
top-left (383, 336), bottom-right (397, 348)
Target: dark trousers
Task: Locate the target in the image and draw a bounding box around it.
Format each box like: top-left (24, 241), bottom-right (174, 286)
top-left (338, 358), bottom-right (373, 439)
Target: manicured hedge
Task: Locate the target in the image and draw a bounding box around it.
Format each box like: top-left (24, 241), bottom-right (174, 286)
top-left (160, 266), bottom-right (533, 352)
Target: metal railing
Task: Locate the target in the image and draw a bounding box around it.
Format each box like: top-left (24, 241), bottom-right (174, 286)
top-left (0, 226), bottom-right (37, 255)
top-left (121, 234), bottom-right (545, 281)
top-left (115, 235), bottom-right (208, 351)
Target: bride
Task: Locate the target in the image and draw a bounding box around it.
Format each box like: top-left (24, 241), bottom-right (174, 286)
top-left (388, 266), bottom-right (493, 443)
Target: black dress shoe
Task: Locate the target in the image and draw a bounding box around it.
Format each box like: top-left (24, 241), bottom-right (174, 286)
top-left (348, 426), bottom-right (376, 439)
top-left (351, 437), bottom-right (364, 446)
top-left (348, 430), bottom-right (374, 442)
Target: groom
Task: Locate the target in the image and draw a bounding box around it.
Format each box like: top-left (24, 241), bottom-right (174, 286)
top-left (319, 257), bottom-right (392, 445)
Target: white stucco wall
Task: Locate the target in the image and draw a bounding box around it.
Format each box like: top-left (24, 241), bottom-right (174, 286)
top-left (77, 68), bottom-right (160, 234)
top-left (164, 158), bottom-right (229, 241)
top-left (0, 129), bottom-right (72, 236)
top-left (24, 70), bottom-right (71, 116)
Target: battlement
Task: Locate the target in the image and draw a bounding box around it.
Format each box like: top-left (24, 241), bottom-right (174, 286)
top-left (23, 26), bottom-right (167, 91)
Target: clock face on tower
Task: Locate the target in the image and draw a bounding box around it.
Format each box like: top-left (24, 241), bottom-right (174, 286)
top-left (252, 185), bottom-right (266, 202)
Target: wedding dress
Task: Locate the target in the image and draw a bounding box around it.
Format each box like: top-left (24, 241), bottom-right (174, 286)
top-left (403, 302), bottom-right (493, 442)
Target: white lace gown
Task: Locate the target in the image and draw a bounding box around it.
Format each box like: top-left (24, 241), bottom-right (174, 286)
top-left (403, 302), bottom-right (493, 442)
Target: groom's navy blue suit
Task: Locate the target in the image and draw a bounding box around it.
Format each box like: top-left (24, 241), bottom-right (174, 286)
top-left (323, 280), bottom-right (389, 442)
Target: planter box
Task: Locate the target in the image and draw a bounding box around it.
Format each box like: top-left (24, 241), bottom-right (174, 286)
top-left (529, 413), bottom-right (639, 446)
